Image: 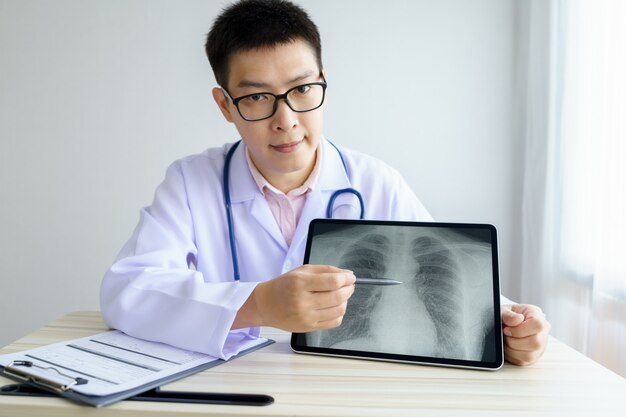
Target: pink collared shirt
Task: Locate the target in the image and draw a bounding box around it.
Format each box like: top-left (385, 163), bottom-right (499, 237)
top-left (245, 146), bottom-right (321, 246)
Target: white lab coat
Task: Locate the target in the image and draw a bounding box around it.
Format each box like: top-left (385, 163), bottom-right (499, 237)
top-left (100, 138), bottom-right (433, 359)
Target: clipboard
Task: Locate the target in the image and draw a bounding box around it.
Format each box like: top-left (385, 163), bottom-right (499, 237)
top-left (0, 331), bottom-right (274, 407)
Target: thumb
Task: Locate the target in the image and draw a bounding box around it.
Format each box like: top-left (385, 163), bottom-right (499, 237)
top-left (501, 306), bottom-right (525, 327)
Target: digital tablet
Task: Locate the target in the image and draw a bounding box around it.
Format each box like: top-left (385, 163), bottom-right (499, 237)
top-left (291, 219), bottom-right (504, 370)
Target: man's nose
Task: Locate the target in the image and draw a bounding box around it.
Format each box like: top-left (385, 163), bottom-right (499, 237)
top-left (271, 99), bottom-right (298, 131)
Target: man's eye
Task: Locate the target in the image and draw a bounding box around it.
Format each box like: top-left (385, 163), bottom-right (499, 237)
top-left (295, 85), bottom-right (311, 94)
top-left (244, 94), bottom-right (268, 103)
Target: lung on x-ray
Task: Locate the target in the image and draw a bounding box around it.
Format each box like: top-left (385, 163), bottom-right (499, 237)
top-left (301, 220), bottom-right (500, 364)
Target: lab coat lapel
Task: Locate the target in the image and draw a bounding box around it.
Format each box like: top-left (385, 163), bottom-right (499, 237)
top-left (228, 142), bottom-right (288, 251)
top-left (250, 194), bottom-right (287, 250)
top-left (291, 188), bottom-right (325, 251)
top-left (289, 139), bottom-right (359, 253)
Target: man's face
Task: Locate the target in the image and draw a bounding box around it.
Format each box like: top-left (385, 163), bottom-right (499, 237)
top-left (212, 39), bottom-right (324, 191)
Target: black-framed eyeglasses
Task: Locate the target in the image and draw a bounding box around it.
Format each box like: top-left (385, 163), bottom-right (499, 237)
top-left (222, 78), bottom-right (327, 122)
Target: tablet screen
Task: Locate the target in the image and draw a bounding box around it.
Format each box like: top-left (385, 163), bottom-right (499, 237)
top-left (291, 219), bottom-right (503, 370)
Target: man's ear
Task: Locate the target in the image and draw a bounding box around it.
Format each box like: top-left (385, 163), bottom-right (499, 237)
top-left (321, 68), bottom-right (328, 105)
top-left (212, 87), bottom-right (235, 123)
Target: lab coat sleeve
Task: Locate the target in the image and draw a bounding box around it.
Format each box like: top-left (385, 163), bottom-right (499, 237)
top-left (385, 164), bottom-right (434, 222)
top-left (100, 161), bottom-right (259, 359)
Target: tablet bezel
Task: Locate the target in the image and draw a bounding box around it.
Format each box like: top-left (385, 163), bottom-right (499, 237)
top-left (290, 219), bottom-right (504, 371)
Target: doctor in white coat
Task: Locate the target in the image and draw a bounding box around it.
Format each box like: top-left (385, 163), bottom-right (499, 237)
top-left (101, 0), bottom-right (550, 366)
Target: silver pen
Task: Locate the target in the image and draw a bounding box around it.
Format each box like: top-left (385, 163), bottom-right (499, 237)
top-left (354, 277), bottom-right (403, 285)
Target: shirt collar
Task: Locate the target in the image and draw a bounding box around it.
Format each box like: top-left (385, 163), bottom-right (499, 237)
top-left (244, 143), bottom-right (322, 197)
top-left (228, 137), bottom-right (351, 203)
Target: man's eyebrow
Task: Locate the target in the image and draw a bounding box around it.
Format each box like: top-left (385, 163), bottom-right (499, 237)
top-left (237, 80), bottom-right (270, 89)
top-left (236, 71), bottom-right (317, 90)
top-left (287, 70), bottom-right (315, 84)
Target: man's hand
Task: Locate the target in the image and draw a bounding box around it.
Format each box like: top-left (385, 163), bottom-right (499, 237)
top-left (233, 264), bottom-right (356, 332)
top-left (501, 304), bottom-right (551, 366)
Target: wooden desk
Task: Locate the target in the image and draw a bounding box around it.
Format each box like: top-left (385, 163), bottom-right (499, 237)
top-left (0, 311), bottom-right (624, 416)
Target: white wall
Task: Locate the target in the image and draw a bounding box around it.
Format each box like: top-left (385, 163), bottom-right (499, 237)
top-left (0, 0), bottom-right (520, 347)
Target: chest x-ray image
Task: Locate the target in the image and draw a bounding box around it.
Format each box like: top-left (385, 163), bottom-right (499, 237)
top-left (299, 220), bottom-right (501, 366)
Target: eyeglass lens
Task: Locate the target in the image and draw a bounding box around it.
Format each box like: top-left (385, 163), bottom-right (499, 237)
top-left (237, 84), bottom-right (325, 121)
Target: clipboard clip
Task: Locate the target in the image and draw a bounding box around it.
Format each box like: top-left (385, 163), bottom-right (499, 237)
top-left (4, 360), bottom-right (88, 393)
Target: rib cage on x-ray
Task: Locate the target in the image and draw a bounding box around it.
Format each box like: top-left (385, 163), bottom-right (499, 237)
top-left (412, 236), bottom-right (466, 358)
top-left (305, 224), bottom-right (495, 361)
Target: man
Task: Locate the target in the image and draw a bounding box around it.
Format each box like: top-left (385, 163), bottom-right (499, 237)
top-left (101, 0), bottom-right (550, 366)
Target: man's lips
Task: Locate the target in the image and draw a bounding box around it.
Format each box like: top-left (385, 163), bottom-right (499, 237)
top-left (270, 140), bottom-right (303, 153)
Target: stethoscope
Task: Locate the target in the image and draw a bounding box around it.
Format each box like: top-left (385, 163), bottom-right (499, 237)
top-left (223, 139), bottom-right (364, 281)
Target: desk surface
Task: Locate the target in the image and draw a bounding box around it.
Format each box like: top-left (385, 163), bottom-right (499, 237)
top-left (0, 311), bottom-right (624, 417)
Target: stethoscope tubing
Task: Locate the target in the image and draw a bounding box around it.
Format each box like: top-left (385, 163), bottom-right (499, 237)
top-left (223, 140), bottom-right (364, 281)
top-left (223, 141), bottom-right (242, 281)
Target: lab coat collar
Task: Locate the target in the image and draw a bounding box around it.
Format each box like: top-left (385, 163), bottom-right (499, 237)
top-left (225, 142), bottom-right (285, 249)
top-left (317, 138), bottom-right (352, 191)
top-left (288, 139), bottom-right (361, 255)
top-left (227, 141), bottom-right (263, 204)
top-left (225, 137), bottom-right (357, 253)
top-left (227, 137), bottom-right (351, 203)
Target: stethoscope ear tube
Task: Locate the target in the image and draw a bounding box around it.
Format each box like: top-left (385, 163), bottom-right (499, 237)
top-left (325, 141), bottom-right (365, 220)
top-left (326, 188), bottom-right (365, 219)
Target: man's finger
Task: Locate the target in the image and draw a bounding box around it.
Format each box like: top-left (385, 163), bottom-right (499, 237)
top-left (310, 285), bottom-right (355, 310)
top-left (305, 272), bottom-right (356, 291)
top-left (504, 345), bottom-right (541, 366)
top-left (501, 306), bottom-right (524, 327)
top-left (510, 303), bottom-right (545, 318)
top-left (503, 316), bottom-right (547, 338)
top-left (313, 303), bottom-right (349, 326)
top-left (504, 331), bottom-right (546, 352)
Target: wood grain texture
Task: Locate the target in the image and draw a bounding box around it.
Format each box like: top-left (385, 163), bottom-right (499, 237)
top-left (0, 311), bottom-right (624, 417)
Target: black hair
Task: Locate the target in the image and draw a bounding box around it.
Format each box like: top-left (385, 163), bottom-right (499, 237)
top-left (205, 0), bottom-right (322, 88)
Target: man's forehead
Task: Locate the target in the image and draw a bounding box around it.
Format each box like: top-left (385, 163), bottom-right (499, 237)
top-left (226, 40), bottom-right (320, 90)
